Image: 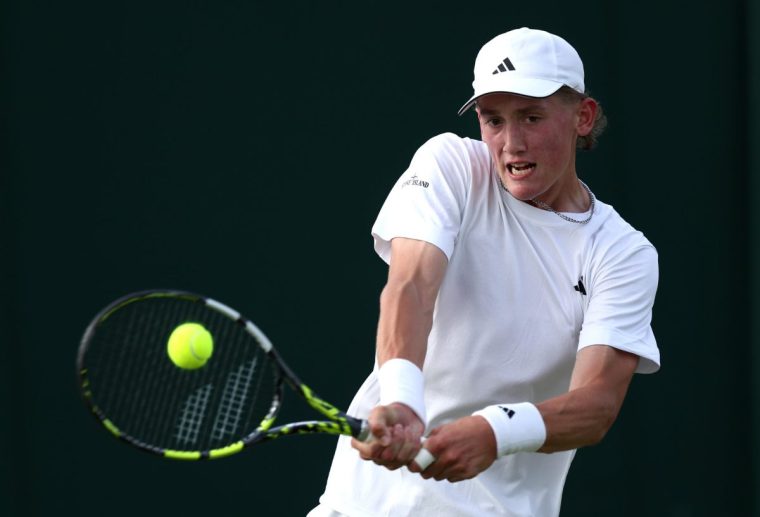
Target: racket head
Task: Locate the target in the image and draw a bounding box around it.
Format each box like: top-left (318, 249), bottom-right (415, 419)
top-left (77, 290), bottom-right (283, 460)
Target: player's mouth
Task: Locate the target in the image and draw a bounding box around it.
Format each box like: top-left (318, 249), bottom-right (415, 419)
top-left (507, 162), bottom-right (536, 176)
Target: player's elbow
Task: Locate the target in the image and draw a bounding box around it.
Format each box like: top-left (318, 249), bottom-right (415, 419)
top-left (586, 422), bottom-right (611, 446)
top-left (380, 278), bottom-right (435, 315)
top-left (587, 399), bottom-right (622, 446)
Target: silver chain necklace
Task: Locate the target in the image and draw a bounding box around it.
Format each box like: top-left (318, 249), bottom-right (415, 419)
top-left (528, 180), bottom-right (595, 224)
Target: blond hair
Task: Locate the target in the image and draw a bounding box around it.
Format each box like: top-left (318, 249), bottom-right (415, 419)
top-left (555, 86), bottom-right (608, 151)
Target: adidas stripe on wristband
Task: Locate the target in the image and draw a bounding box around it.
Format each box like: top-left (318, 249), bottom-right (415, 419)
top-left (378, 358), bottom-right (426, 426)
top-left (473, 402), bottom-right (546, 457)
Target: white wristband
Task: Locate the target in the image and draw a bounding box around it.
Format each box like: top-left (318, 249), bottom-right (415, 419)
top-left (473, 402), bottom-right (546, 457)
top-left (378, 358), bottom-right (426, 426)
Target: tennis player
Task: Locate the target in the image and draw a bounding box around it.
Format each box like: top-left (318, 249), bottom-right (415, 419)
top-left (309, 27), bottom-right (659, 516)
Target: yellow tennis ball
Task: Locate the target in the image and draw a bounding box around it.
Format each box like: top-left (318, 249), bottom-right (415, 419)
top-left (167, 323), bottom-right (214, 369)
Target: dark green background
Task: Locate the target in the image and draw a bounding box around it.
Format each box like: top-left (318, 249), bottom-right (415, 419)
top-left (2, 1), bottom-right (758, 515)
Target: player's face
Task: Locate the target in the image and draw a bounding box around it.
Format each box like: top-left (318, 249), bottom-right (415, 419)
top-left (477, 92), bottom-right (595, 209)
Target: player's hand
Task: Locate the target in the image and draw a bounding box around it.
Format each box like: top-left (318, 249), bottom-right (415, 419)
top-left (407, 415), bottom-right (496, 482)
top-left (351, 402), bottom-right (424, 470)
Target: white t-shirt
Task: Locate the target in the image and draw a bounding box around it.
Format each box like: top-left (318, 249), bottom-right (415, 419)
top-left (314, 133), bottom-right (659, 517)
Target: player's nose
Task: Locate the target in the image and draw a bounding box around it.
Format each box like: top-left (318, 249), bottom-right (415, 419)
top-left (502, 124), bottom-right (527, 154)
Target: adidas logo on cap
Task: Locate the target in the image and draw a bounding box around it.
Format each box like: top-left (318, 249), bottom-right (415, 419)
top-left (492, 57), bottom-right (515, 74)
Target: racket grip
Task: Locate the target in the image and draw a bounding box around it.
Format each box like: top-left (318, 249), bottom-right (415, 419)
top-left (356, 419), bottom-right (372, 442)
top-left (413, 445), bottom-right (436, 470)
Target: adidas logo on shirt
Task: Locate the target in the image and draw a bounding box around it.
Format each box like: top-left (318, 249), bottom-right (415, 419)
top-left (574, 276), bottom-right (587, 296)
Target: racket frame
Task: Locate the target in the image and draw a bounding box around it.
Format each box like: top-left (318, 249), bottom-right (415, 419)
top-left (77, 289), bottom-right (370, 460)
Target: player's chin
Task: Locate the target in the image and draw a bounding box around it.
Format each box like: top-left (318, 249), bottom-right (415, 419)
top-left (504, 175), bottom-right (546, 201)
top-left (503, 182), bottom-right (539, 202)
top-left (500, 174), bottom-right (540, 200)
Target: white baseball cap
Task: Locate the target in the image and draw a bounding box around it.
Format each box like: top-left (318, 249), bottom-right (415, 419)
top-left (457, 27), bottom-right (585, 115)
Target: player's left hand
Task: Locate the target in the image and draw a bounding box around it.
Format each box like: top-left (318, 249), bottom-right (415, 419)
top-left (351, 402), bottom-right (425, 471)
top-left (408, 415), bottom-right (496, 482)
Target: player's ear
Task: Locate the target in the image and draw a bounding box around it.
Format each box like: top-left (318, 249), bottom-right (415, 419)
top-left (576, 97), bottom-right (597, 137)
top-left (474, 105), bottom-right (486, 137)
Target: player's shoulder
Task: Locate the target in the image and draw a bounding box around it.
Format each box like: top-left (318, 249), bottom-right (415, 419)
top-left (418, 132), bottom-right (488, 157)
top-left (593, 199), bottom-right (658, 259)
top-left (411, 133), bottom-right (490, 178)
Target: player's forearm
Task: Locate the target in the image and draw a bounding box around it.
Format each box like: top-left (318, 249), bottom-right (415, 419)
top-left (535, 345), bottom-right (638, 453)
top-left (536, 385), bottom-right (623, 453)
top-left (376, 278), bottom-right (434, 369)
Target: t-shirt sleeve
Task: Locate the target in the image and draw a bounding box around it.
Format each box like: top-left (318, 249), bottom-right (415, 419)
top-left (371, 133), bottom-right (471, 263)
top-left (579, 242), bottom-right (660, 374)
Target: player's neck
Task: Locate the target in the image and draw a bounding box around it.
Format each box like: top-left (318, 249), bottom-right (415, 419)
top-left (531, 175), bottom-right (590, 214)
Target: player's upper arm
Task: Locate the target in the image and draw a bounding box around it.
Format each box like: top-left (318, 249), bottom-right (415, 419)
top-left (580, 244), bottom-right (660, 374)
top-left (386, 237), bottom-right (448, 300)
top-left (372, 133), bottom-right (473, 264)
top-left (376, 238), bottom-right (448, 366)
top-left (570, 345), bottom-right (639, 395)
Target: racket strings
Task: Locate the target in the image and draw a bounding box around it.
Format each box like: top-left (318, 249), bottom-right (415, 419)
top-left (175, 383), bottom-right (213, 445)
top-left (210, 357), bottom-right (259, 441)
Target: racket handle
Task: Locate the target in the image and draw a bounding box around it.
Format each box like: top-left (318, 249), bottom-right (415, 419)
top-left (413, 445), bottom-right (436, 470)
top-left (356, 419), bottom-right (372, 441)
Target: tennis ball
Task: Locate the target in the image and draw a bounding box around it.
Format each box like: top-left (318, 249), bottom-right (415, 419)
top-left (167, 323), bottom-right (214, 370)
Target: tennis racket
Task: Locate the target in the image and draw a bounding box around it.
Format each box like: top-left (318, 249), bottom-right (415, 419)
top-left (77, 289), bottom-right (373, 460)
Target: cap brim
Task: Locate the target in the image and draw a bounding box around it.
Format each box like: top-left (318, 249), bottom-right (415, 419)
top-left (457, 76), bottom-right (565, 116)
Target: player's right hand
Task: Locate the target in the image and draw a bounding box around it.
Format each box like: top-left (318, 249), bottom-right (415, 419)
top-left (408, 415), bottom-right (496, 482)
top-left (351, 402), bottom-right (425, 471)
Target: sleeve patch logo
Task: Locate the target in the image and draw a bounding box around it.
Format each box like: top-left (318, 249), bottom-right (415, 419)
top-left (402, 174), bottom-right (430, 189)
